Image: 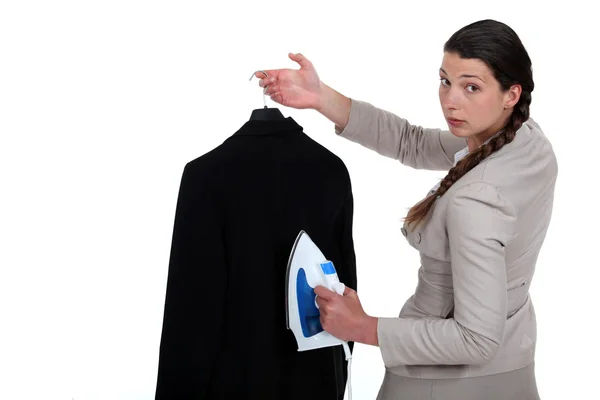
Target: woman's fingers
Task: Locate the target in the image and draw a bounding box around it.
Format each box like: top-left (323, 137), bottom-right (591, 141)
top-left (263, 84), bottom-right (279, 96)
top-left (253, 69), bottom-right (276, 80)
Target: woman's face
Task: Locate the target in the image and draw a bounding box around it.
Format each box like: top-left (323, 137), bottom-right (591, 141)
top-left (438, 52), bottom-right (521, 150)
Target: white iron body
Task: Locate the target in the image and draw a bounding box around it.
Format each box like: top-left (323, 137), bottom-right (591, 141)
top-left (285, 230), bottom-right (347, 351)
top-left (285, 230), bottom-right (354, 400)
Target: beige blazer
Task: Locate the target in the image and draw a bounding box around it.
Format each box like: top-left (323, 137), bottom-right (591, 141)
top-left (335, 99), bottom-right (558, 379)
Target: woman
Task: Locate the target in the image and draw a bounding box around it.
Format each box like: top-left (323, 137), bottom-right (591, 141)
top-left (257, 19), bottom-right (557, 399)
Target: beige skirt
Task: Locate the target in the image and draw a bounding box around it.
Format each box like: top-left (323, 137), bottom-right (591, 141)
top-left (375, 363), bottom-right (540, 400)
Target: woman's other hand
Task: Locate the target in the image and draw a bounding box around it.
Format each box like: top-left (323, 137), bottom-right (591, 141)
top-left (314, 285), bottom-right (379, 345)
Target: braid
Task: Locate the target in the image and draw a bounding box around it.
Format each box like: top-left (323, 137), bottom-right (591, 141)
top-left (404, 94), bottom-right (531, 229)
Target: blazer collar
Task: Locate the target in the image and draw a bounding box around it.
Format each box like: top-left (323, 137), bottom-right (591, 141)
top-left (452, 117), bottom-right (534, 164)
top-left (232, 116), bottom-right (303, 137)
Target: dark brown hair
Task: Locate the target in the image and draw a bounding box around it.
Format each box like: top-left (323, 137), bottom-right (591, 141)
top-left (404, 19), bottom-right (534, 229)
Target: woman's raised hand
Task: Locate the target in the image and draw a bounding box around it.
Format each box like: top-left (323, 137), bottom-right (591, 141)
top-left (255, 53), bottom-right (324, 110)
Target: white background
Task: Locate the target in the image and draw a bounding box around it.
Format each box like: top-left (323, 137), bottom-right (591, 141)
top-left (1, 1), bottom-right (598, 399)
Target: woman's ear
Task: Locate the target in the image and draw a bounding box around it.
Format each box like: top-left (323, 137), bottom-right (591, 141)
top-left (504, 84), bottom-right (522, 109)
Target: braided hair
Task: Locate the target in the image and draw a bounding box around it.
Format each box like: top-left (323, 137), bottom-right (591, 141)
top-left (404, 20), bottom-right (534, 229)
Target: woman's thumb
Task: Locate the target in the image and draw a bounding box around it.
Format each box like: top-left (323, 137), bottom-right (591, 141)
top-left (343, 286), bottom-right (358, 298)
top-left (288, 52), bottom-right (312, 69)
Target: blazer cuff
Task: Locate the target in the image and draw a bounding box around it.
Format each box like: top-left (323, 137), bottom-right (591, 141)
top-left (377, 316), bottom-right (408, 368)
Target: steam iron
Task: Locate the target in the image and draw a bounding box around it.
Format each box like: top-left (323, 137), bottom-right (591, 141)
top-left (285, 230), bottom-right (353, 399)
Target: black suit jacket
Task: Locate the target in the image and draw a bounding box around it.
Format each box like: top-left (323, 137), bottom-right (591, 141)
top-left (155, 116), bottom-right (357, 399)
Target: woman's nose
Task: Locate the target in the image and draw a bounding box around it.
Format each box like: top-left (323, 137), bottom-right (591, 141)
top-left (441, 90), bottom-right (461, 110)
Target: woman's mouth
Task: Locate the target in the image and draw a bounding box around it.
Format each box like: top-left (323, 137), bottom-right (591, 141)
top-left (446, 117), bottom-right (465, 127)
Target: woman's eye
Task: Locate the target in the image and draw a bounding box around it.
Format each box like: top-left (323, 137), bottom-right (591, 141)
top-left (466, 85), bottom-right (479, 92)
top-left (440, 78), bottom-right (449, 86)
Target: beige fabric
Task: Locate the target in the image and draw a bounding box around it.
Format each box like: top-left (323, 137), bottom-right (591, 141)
top-left (336, 99), bottom-right (558, 379)
top-left (375, 363), bottom-right (540, 400)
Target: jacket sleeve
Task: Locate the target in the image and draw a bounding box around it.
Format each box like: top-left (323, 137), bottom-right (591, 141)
top-left (376, 182), bottom-right (517, 366)
top-left (334, 99), bottom-right (466, 171)
top-left (155, 163), bottom-right (227, 399)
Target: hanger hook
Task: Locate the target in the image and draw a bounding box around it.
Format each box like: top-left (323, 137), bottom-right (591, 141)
top-left (249, 70), bottom-right (269, 108)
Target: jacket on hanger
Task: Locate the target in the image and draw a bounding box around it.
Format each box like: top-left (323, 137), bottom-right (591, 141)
top-left (155, 116), bottom-right (357, 400)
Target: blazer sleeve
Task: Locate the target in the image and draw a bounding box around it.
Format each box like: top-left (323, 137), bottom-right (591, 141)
top-left (155, 163), bottom-right (227, 399)
top-left (376, 181), bottom-right (517, 366)
top-left (334, 99), bottom-right (466, 171)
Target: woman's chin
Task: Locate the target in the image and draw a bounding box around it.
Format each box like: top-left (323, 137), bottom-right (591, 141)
top-left (447, 124), bottom-right (470, 138)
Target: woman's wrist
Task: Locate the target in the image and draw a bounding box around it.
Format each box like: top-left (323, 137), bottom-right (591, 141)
top-left (314, 83), bottom-right (351, 131)
top-left (357, 315), bottom-right (379, 346)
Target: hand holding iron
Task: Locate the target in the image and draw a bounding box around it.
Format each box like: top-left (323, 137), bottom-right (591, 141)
top-left (314, 285), bottom-right (379, 346)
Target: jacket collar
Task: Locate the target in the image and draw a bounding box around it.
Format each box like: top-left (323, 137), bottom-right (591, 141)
top-left (231, 116), bottom-right (303, 137)
top-left (452, 118), bottom-right (534, 166)
top-left (453, 129), bottom-right (504, 166)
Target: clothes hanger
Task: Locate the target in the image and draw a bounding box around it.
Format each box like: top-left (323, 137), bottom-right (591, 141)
top-left (248, 70), bottom-right (286, 121)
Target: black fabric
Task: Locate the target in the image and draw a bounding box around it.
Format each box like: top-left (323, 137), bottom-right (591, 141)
top-left (155, 117), bottom-right (357, 400)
